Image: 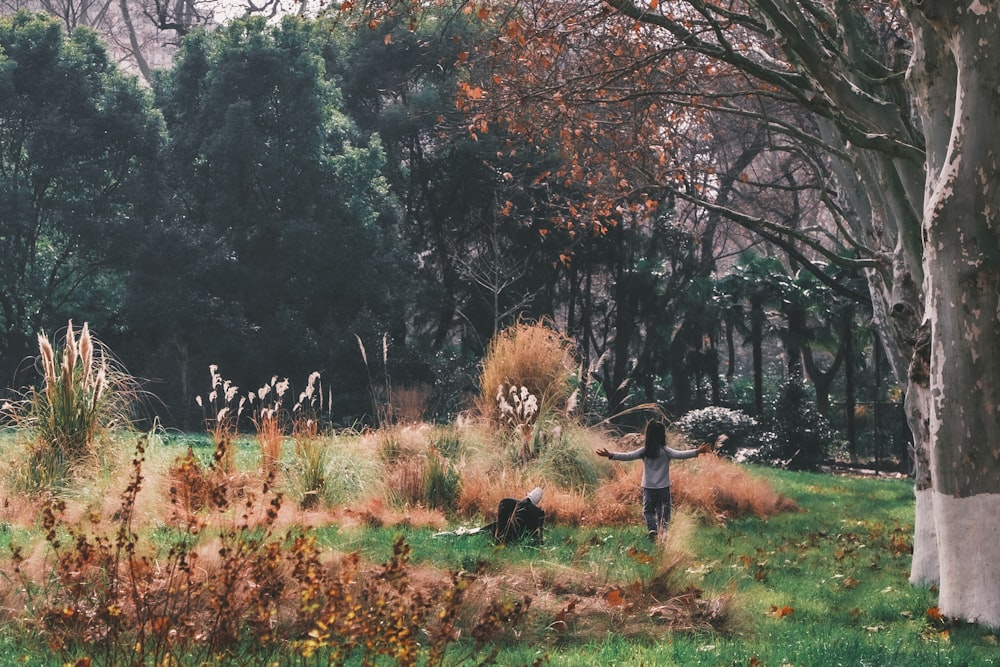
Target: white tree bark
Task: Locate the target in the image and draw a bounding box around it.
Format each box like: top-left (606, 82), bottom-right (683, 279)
top-left (596, 0), bottom-right (1000, 624)
top-left (910, 0), bottom-right (1000, 626)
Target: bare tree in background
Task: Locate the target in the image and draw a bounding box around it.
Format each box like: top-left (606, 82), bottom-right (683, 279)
top-left (1, 0), bottom-right (300, 80)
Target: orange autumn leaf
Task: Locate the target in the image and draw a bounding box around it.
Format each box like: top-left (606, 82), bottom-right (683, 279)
top-left (626, 545), bottom-right (654, 564)
top-left (605, 588), bottom-right (625, 607)
top-left (769, 605), bottom-right (794, 618)
top-left (926, 606), bottom-right (943, 621)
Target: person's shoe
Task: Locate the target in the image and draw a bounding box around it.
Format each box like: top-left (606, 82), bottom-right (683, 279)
top-left (647, 530), bottom-right (657, 542)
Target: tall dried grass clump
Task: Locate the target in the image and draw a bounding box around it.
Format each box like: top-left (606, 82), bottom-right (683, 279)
top-left (1, 321), bottom-right (137, 491)
top-left (671, 454), bottom-right (799, 521)
top-left (476, 321), bottom-right (577, 426)
top-left (195, 365), bottom-right (245, 475)
top-left (372, 425), bottom-right (463, 513)
top-left (3, 435), bottom-right (523, 667)
top-left (250, 375), bottom-right (290, 479)
top-left (588, 429), bottom-right (797, 526)
top-left (454, 463), bottom-right (593, 526)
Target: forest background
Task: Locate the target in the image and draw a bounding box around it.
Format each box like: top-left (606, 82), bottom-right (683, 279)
top-left (8, 0), bottom-right (1000, 642)
top-left (0, 0), bottom-right (908, 473)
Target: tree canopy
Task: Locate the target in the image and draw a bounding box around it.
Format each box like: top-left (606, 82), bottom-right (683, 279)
top-left (0, 11), bottom-right (163, 385)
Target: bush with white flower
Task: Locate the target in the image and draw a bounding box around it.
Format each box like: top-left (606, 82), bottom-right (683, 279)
top-left (673, 406), bottom-right (757, 456)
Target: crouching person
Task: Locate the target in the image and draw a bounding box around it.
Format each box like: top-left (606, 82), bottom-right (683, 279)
top-left (485, 487), bottom-right (544, 545)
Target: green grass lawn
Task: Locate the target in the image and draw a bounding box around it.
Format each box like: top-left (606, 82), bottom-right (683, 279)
top-left (305, 469), bottom-right (994, 666)
top-left (0, 430), bottom-right (995, 666)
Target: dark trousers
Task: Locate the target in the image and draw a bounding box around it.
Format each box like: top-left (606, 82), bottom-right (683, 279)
top-left (642, 486), bottom-right (671, 534)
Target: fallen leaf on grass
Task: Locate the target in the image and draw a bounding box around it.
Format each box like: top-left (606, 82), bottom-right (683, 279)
top-left (605, 588), bottom-right (625, 607)
top-left (768, 605), bottom-right (794, 618)
top-left (626, 546), bottom-right (654, 564)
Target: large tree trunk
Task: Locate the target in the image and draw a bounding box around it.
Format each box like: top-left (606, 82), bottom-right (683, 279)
top-left (909, 4), bottom-right (1000, 626)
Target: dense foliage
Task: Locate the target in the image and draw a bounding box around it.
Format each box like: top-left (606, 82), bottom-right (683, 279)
top-left (0, 8), bottom-right (902, 468)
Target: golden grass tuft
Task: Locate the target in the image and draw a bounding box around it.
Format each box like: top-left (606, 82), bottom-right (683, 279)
top-left (476, 321), bottom-right (577, 425)
top-left (2, 321), bottom-right (141, 492)
top-left (389, 385), bottom-right (430, 424)
top-left (672, 453), bottom-right (800, 521)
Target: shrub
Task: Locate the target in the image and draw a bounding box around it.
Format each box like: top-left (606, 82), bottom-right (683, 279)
top-left (476, 321), bottom-right (576, 428)
top-left (429, 425), bottom-right (465, 459)
top-left (531, 424), bottom-right (602, 492)
top-left (1, 321), bottom-right (137, 490)
top-left (671, 454), bottom-right (800, 520)
top-left (290, 434), bottom-right (328, 510)
top-left (673, 406), bottom-right (757, 456)
top-left (749, 379), bottom-right (834, 470)
top-left (424, 450), bottom-right (462, 511)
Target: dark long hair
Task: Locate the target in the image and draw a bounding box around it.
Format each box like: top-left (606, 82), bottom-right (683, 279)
top-left (643, 421), bottom-right (667, 459)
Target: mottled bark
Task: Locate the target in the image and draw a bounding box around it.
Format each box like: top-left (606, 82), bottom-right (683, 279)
top-left (910, 1), bottom-right (1000, 626)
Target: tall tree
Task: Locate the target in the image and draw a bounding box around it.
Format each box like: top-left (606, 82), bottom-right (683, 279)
top-left (457, 0), bottom-right (999, 625)
top-left (143, 16), bottom-right (396, 420)
top-left (0, 11), bottom-right (163, 386)
top-left (324, 5), bottom-right (565, 369)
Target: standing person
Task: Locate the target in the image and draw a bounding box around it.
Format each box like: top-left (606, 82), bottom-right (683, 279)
top-left (596, 421), bottom-right (710, 541)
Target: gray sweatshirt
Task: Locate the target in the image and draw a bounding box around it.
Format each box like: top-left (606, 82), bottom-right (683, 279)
top-left (607, 445), bottom-right (699, 489)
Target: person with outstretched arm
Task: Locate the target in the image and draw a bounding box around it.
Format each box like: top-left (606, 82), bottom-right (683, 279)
top-left (597, 421), bottom-right (711, 541)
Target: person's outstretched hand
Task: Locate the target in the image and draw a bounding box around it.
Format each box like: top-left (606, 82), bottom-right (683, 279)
top-left (696, 443), bottom-right (712, 455)
top-left (595, 447), bottom-right (612, 458)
